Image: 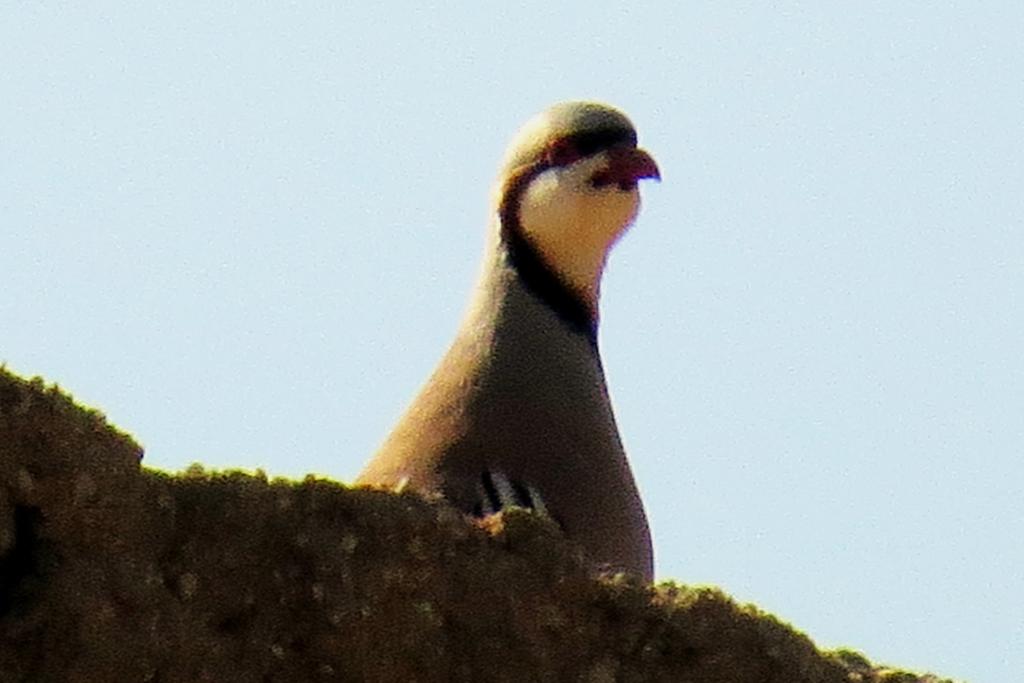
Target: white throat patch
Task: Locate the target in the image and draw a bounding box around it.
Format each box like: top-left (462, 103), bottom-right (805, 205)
top-left (517, 152), bottom-right (641, 310)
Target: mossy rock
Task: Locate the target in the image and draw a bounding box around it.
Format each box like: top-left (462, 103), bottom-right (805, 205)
top-left (0, 367), bottom-right (956, 682)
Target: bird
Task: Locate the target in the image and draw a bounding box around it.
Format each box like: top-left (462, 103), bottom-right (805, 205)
top-left (357, 101), bottom-right (660, 581)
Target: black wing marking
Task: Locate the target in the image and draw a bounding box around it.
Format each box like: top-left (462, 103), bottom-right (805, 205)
top-left (472, 469), bottom-right (550, 519)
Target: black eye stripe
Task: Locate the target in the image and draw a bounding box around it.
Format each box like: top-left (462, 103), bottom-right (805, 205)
top-left (567, 128), bottom-right (636, 157)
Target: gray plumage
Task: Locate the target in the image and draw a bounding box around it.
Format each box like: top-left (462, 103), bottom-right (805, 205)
top-left (357, 101), bottom-right (658, 580)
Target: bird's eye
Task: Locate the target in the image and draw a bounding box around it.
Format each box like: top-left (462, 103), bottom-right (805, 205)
top-left (546, 138), bottom-right (581, 167)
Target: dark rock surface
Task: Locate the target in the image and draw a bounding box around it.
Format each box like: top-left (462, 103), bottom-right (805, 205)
top-left (0, 368), bottom-right (955, 682)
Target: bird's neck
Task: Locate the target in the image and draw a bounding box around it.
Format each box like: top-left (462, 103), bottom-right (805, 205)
top-left (460, 227), bottom-right (600, 357)
top-left (428, 229), bottom-right (614, 433)
top-left (494, 217), bottom-right (600, 344)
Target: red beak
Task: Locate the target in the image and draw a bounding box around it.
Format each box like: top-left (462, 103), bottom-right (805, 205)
top-left (591, 146), bottom-right (661, 190)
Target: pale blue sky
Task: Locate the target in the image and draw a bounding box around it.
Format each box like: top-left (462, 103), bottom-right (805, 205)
top-left (3, 4), bottom-right (1021, 681)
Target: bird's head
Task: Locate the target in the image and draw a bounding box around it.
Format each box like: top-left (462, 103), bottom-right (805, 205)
top-left (495, 101), bottom-right (660, 326)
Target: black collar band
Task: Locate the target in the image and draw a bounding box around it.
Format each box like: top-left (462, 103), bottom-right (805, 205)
top-left (498, 165), bottom-right (599, 349)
